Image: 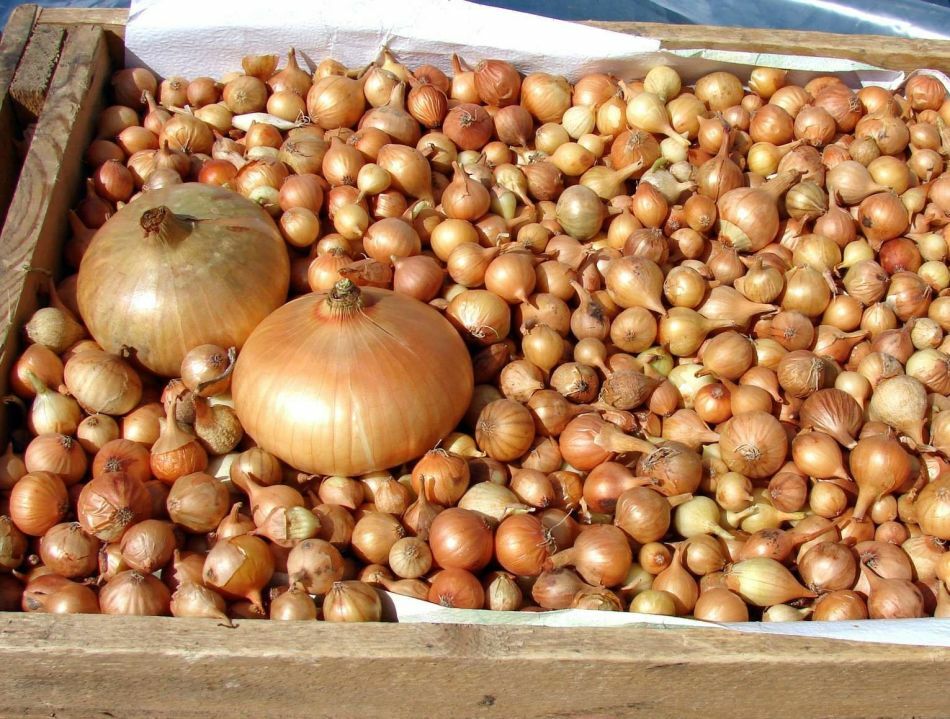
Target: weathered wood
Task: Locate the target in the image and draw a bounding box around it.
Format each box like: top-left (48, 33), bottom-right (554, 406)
top-left (0, 4), bottom-right (38, 230)
top-left (8, 23), bottom-right (65, 127)
top-left (587, 21), bottom-right (950, 73)
top-left (0, 613), bottom-right (947, 719)
top-left (36, 7), bottom-right (128, 30)
top-left (36, 7), bottom-right (127, 64)
top-left (0, 25), bottom-right (110, 444)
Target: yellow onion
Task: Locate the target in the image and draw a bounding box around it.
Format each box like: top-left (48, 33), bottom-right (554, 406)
top-left (725, 558), bottom-right (816, 606)
top-left (307, 75), bottom-right (366, 129)
top-left (555, 186), bottom-right (606, 240)
top-left (717, 187), bottom-right (779, 252)
top-left (719, 411), bottom-right (788, 479)
top-left (521, 73), bottom-right (572, 123)
top-left (233, 280), bottom-right (473, 475)
top-left (78, 184), bottom-right (289, 377)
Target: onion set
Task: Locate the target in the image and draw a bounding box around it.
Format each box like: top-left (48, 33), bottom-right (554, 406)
top-left (3, 47), bottom-right (947, 627)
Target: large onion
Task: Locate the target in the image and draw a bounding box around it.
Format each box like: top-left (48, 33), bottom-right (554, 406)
top-left (233, 279), bottom-right (473, 475)
top-left (78, 184), bottom-right (289, 376)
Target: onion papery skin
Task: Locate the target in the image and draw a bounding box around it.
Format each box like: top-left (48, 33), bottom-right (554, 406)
top-left (78, 184), bottom-right (290, 377)
top-left (233, 280), bottom-right (473, 476)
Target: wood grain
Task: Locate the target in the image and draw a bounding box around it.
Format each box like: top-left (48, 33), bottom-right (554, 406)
top-left (37, 7), bottom-right (127, 63)
top-left (0, 25), bottom-right (110, 444)
top-left (586, 21), bottom-right (950, 73)
top-left (0, 4), bottom-right (38, 230)
top-left (8, 23), bottom-right (65, 127)
top-left (0, 613), bottom-right (947, 719)
top-left (36, 7), bottom-right (127, 29)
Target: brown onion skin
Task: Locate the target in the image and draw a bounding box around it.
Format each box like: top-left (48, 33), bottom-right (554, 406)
top-left (428, 508), bottom-right (494, 572)
top-left (495, 514), bottom-right (554, 576)
top-left (428, 568), bottom-right (485, 609)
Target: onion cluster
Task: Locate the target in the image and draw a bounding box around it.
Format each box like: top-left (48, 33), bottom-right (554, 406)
top-left (5, 50), bottom-right (950, 623)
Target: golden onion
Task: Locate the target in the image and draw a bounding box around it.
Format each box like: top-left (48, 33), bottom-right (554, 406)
top-left (232, 279), bottom-right (474, 475)
top-left (78, 183), bottom-right (289, 377)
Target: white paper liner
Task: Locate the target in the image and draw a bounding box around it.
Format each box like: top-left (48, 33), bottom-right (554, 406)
top-left (126, 0), bottom-right (913, 88)
top-left (381, 592), bottom-right (950, 647)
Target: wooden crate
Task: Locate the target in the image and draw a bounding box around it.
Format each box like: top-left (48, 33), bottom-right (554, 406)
top-left (0, 6), bottom-right (949, 718)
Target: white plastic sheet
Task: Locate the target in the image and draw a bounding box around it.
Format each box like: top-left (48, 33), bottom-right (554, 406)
top-left (125, 0), bottom-right (910, 88)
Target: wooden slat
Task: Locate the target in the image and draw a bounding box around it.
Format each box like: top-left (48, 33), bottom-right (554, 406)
top-left (0, 4), bottom-right (39, 230)
top-left (8, 23), bottom-right (65, 127)
top-left (586, 21), bottom-right (950, 73)
top-left (36, 7), bottom-right (128, 29)
top-left (0, 613), bottom-right (947, 719)
top-left (0, 25), bottom-right (111, 444)
top-left (36, 6), bottom-right (128, 64)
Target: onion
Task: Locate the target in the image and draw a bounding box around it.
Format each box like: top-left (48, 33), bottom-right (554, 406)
top-left (234, 280), bottom-right (472, 476)
top-left (63, 350), bottom-right (142, 416)
top-left (428, 568), bottom-right (484, 609)
top-left (849, 436), bottom-right (912, 521)
top-left (913, 475), bottom-right (950, 540)
top-left (428, 508), bottom-right (494, 572)
top-left (100, 571), bottom-right (170, 616)
top-left (308, 75), bottom-right (366, 129)
top-left (814, 590), bottom-right (869, 620)
top-left (799, 389), bottom-right (863, 448)
top-left (476, 399), bottom-right (535, 462)
top-left (203, 534), bottom-right (274, 611)
top-left (548, 524), bottom-right (632, 588)
top-left (867, 375), bottom-right (928, 444)
top-left (78, 185), bottom-right (289, 377)
top-left (725, 558), bottom-right (816, 606)
top-left (76, 471), bottom-right (152, 542)
top-left (719, 411), bottom-right (788, 479)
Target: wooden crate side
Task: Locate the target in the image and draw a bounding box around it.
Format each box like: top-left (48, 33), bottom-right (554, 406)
top-left (8, 23), bottom-right (66, 127)
top-left (0, 4), bottom-right (39, 230)
top-left (36, 7), bottom-right (127, 65)
top-left (586, 21), bottom-right (950, 73)
top-left (0, 25), bottom-right (111, 443)
top-left (0, 613), bottom-right (948, 719)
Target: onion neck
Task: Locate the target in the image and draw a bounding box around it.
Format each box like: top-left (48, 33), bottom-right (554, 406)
top-left (594, 424), bottom-right (655, 455)
top-left (546, 546), bottom-right (577, 571)
top-left (141, 206), bottom-right (194, 246)
top-left (327, 279), bottom-right (363, 313)
top-left (761, 170), bottom-right (803, 202)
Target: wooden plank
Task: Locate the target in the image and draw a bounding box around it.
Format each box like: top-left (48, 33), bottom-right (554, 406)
top-left (8, 23), bottom-right (65, 127)
top-left (0, 613), bottom-right (947, 719)
top-left (36, 7), bottom-right (128, 64)
top-left (0, 4), bottom-right (39, 231)
top-left (0, 25), bottom-right (111, 445)
top-left (586, 21), bottom-right (950, 73)
top-left (35, 7), bottom-right (128, 30)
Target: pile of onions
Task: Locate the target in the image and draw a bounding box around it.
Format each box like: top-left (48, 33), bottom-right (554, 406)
top-left (4, 50), bottom-right (950, 624)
